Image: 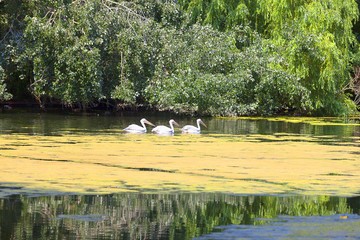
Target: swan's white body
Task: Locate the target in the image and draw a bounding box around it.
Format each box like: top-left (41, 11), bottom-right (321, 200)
top-left (152, 119), bottom-right (181, 135)
top-left (181, 119), bottom-right (207, 134)
top-left (123, 118), bottom-right (155, 133)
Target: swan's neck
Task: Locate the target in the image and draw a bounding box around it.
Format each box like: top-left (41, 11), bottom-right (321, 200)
top-left (169, 122), bottom-right (174, 132)
top-left (197, 120), bottom-right (201, 130)
top-left (140, 120), bottom-right (146, 131)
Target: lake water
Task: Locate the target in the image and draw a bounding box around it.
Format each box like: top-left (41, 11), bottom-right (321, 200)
top-left (0, 111), bottom-right (360, 239)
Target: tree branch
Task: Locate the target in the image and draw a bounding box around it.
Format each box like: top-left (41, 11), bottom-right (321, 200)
top-left (340, 65), bottom-right (360, 105)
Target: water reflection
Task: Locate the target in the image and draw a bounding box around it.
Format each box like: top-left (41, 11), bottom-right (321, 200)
top-left (1, 112), bottom-right (360, 239)
top-left (153, 132), bottom-right (175, 136)
top-left (196, 214), bottom-right (360, 239)
top-left (0, 193), bottom-right (359, 240)
top-left (1, 111), bottom-right (359, 138)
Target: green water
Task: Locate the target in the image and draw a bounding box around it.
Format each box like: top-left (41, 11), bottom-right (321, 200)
top-left (1, 193), bottom-right (359, 239)
top-left (0, 111), bottom-right (360, 239)
top-left (1, 111), bottom-right (359, 137)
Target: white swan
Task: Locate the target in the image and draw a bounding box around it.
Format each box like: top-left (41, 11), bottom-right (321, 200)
top-left (123, 118), bottom-right (155, 133)
top-left (181, 119), bottom-right (207, 134)
top-left (152, 119), bottom-right (181, 135)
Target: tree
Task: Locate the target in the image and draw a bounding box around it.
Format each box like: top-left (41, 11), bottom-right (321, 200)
top-left (180, 0), bottom-right (360, 115)
top-left (1, 0), bottom-right (359, 116)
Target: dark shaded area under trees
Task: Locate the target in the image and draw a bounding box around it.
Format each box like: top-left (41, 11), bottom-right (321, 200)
top-left (1, 0), bottom-right (360, 116)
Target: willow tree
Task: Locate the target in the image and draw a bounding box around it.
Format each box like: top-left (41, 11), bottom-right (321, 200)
top-left (181, 0), bottom-right (359, 115)
top-left (258, 0), bottom-right (359, 115)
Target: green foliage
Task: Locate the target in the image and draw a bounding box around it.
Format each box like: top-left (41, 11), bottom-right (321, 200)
top-left (257, 0), bottom-right (359, 115)
top-left (146, 25), bottom-right (310, 116)
top-left (180, 0), bottom-right (360, 116)
top-left (23, 0), bottom-right (123, 106)
top-left (0, 66), bottom-right (12, 101)
top-left (0, 0), bottom-right (34, 101)
top-left (20, 0), bottom-right (184, 107)
top-left (1, 0), bottom-right (360, 116)
top-left (180, 0), bottom-right (260, 31)
top-left (145, 24), bottom-right (248, 115)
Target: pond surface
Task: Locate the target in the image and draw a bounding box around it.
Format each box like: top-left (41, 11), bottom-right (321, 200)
top-left (0, 193), bottom-right (359, 239)
top-left (0, 111), bottom-right (360, 239)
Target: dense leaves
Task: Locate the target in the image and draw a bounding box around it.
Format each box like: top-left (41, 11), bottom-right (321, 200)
top-left (145, 25), bottom-right (309, 116)
top-left (181, 0), bottom-right (360, 115)
top-left (1, 0), bottom-right (360, 116)
top-left (0, 66), bottom-right (12, 101)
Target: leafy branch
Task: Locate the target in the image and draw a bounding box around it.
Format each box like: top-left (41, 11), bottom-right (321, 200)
top-left (28, 70), bottom-right (45, 109)
top-left (340, 66), bottom-right (360, 105)
top-left (101, 0), bottom-right (150, 23)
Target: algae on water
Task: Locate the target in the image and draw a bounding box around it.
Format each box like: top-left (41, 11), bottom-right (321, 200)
top-left (0, 131), bottom-right (359, 196)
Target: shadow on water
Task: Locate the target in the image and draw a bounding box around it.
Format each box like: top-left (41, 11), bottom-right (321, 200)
top-left (0, 193), bottom-right (359, 240)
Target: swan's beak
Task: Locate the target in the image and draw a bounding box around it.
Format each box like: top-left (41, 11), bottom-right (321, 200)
top-left (201, 121), bottom-right (207, 128)
top-left (174, 121), bottom-right (181, 127)
top-left (144, 120), bottom-right (155, 126)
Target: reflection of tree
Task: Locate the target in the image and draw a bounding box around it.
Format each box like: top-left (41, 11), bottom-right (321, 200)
top-left (0, 195), bottom-right (23, 239)
top-left (347, 196), bottom-right (360, 215)
top-left (0, 193), bottom-right (354, 239)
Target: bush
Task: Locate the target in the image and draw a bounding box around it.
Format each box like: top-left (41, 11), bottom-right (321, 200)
top-left (146, 25), bottom-right (310, 116)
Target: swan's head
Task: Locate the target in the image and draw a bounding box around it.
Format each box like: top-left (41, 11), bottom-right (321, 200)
top-left (169, 119), bottom-right (181, 127)
top-left (197, 119), bottom-right (207, 128)
top-left (141, 118), bottom-right (155, 126)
